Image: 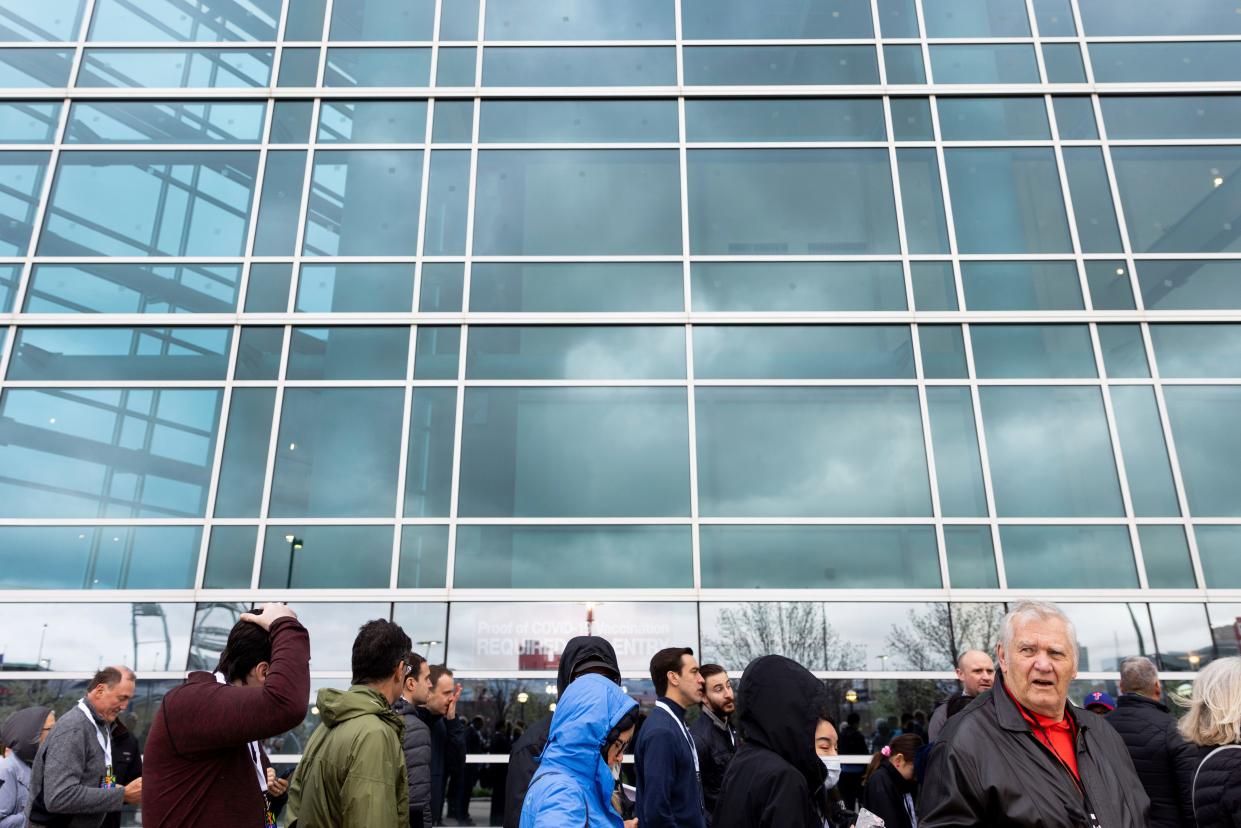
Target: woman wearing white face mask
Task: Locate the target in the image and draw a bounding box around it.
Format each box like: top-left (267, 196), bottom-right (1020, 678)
top-left (814, 718), bottom-right (854, 828)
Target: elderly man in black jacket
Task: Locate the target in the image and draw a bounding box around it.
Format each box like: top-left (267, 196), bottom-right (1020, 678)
top-left (1105, 656), bottom-right (1198, 828)
top-left (920, 600), bottom-right (1150, 828)
top-left (393, 651), bottom-right (434, 828)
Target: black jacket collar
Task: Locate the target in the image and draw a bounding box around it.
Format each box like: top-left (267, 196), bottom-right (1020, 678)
top-left (992, 671), bottom-right (1091, 737)
top-left (1116, 692), bottom-right (1168, 713)
top-left (701, 705), bottom-right (732, 733)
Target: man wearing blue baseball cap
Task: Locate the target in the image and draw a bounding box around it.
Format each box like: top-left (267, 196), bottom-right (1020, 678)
top-left (1082, 691), bottom-right (1116, 715)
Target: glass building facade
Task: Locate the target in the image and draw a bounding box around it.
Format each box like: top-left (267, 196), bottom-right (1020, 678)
top-left (3, 0), bottom-right (1241, 785)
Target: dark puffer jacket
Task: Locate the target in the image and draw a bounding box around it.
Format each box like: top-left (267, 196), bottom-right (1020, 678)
top-left (503, 637), bottom-right (621, 828)
top-left (392, 697), bottom-right (433, 827)
top-left (689, 705), bottom-right (735, 821)
top-left (1191, 743), bottom-right (1241, 828)
top-left (919, 672), bottom-right (1150, 827)
top-left (1104, 693), bottom-right (1197, 828)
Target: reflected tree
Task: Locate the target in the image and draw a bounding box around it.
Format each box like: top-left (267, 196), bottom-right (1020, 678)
top-left (702, 602), bottom-right (865, 672)
top-left (885, 603), bottom-right (1004, 671)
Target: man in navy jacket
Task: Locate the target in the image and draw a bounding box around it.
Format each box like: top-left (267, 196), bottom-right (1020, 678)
top-left (635, 647), bottom-right (707, 828)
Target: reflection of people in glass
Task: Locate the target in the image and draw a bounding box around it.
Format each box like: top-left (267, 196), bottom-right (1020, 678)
top-left (0, 706), bottom-right (55, 827)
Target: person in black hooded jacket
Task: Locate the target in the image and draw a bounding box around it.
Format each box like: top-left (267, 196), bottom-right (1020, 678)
top-left (503, 636), bottom-right (621, 828)
top-left (711, 655), bottom-right (828, 828)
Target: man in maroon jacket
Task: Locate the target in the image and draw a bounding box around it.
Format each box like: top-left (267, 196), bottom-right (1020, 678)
top-left (142, 603), bottom-right (311, 828)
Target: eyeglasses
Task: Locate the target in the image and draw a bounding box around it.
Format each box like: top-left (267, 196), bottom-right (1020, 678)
top-left (612, 738), bottom-right (630, 754)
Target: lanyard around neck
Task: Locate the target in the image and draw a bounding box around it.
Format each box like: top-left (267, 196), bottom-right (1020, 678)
top-left (654, 701), bottom-right (700, 774)
top-left (214, 672), bottom-right (269, 792)
top-left (76, 700), bottom-right (112, 768)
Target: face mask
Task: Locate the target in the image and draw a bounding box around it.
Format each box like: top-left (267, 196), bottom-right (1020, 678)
top-left (820, 755), bottom-right (842, 790)
top-left (610, 762), bottom-right (622, 782)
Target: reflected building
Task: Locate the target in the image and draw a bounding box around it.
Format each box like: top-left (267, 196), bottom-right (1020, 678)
top-left (2, 0), bottom-right (1241, 769)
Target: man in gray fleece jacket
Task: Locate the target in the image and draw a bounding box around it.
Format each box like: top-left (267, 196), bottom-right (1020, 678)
top-left (392, 651), bottom-right (434, 828)
top-left (27, 666), bottom-right (143, 828)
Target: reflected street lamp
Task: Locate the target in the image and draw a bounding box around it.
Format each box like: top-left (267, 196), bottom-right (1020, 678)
top-left (516, 691), bottom-right (529, 724)
top-left (284, 535), bottom-right (303, 588)
top-left (416, 640), bottom-right (442, 662)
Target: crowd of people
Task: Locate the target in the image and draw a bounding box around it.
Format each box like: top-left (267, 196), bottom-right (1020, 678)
top-left (1, 600), bottom-right (1239, 827)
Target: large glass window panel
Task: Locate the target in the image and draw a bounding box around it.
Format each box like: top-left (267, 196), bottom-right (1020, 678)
top-left (886, 46), bottom-right (927, 85)
top-left (423, 151), bottom-right (470, 256)
top-left (302, 150), bottom-right (423, 256)
top-left (1102, 96), bottom-right (1241, 140)
top-left (250, 602), bottom-right (392, 670)
top-left (418, 263), bottom-right (464, 313)
top-left (285, 327), bottom-right (408, 381)
top-left (1031, 0), bottom-right (1075, 35)
top-left (1151, 324), bottom-right (1241, 378)
top-left (877, 0), bottom-right (919, 37)
top-left (317, 100), bottom-right (427, 143)
top-left (911, 262), bottom-right (958, 312)
top-left (397, 525), bottom-right (447, 588)
top-left (88, 0), bottom-right (280, 41)
top-left (970, 325), bottom-right (1096, 379)
top-left (1058, 603), bottom-right (1154, 669)
top-left (1085, 260), bottom-right (1136, 311)
top-left (0, 525), bottom-right (199, 589)
top-left (296, 264), bottom-right (414, 313)
top-left (1080, 1), bottom-right (1241, 36)
top-left (890, 97), bottom-right (934, 141)
top-left (434, 47), bottom-right (481, 86)
top-left (471, 263), bottom-right (684, 313)
top-left (213, 388), bottom-right (276, 519)
top-left (980, 386), bottom-right (1123, 517)
top-left (700, 526), bottom-right (939, 589)
top-left (1207, 603), bottom-right (1241, 659)
top-left (0, 152), bottom-right (48, 256)
top-left (234, 327), bottom-right (282, 381)
top-left (459, 388), bottom-right (690, 517)
top-left (1139, 526), bottom-right (1197, 590)
top-left (455, 525), bottom-right (692, 589)
top-left (961, 262), bottom-right (1083, 311)
top-left (1043, 43), bottom-right (1087, 84)
top-left (683, 46), bottom-right (880, 86)
top-left (927, 387), bottom-right (988, 518)
top-left (468, 326), bottom-right (684, 380)
top-left (276, 48), bottom-right (319, 86)
top-left (1096, 324), bottom-right (1150, 378)
top-left (1110, 386), bottom-right (1180, 517)
top-left (244, 263), bottom-right (292, 313)
top-left (944, 149), bottom-right (1073, 254)
top-left (694, 325), bottom-right (914, 380)
top-left (0, 49), bottom-right (73, 88)
top-left (251, 150), bottom-right (307, 257)
top-left (1053, 96), bottom-right (1098, 139)
top-left (412, 326), bottom-right (459, 380)
top-left (324, 48), bottom-right (431, 86)
top-left (1063, 147), bottom-right (1123, 253)
top-left (439, 0), bottom-right (479, 39)
top-left (431, 99), bottom-right (473, 143)
top-left (685, 98), bottom-right (884, 142)
top-left (0, 102), bottom-right (60, 143)
top-left (480, 100), bottom-right (677, 143)
top-left (1002, 527), bottom-right (1139, 589)
top-left (473, 150), bottom-right (681, 256)
top-left (0, 388), bottom-right (221, 518)
top-left (696, 387), bottom-right (932, 517)
top-left (23, 263), bottom-right (240, 315)
top-left (0, 265), bottom-right (20, 313)
top-left (2, 0), bottom-right (86, 40)
top-left (483, 47), bottom-right (676, 87)
top-left (77, 49), bottom-right (273, 88)
top-left (285, 0), bottom-right (327, 40)
top-left (0, 603), bottom-right (192, 671)
top-left (688, 149), bottom-right (898, 254)
top-left (447, 602), bottom-right (698, 672)
top-left (897, 149), bottom-right (951, 254)
top-left (944, 526), bottom-right (999, 589)
top-left (404, 387), bottom-right (457, 518)
top-left (8, 327), bottom-right (231, 381)
top-left (485, 0), bottom-right (673, 39)
top-left (922, 0), bottom-right (1030, 36)
top-left (203, 525), bottom-right (256, 589)
top-left (919, 325), bottom-right (968, 379)
top-left (259, 525), bottom-right (393, 589)
top-left (329, 0), bottom-right (434, 40)
top-left (682, 0), bottom-right (872, 38)
top-left (1165, 387), bottom-right (1241, 517)
top-left (937, 98), bottom-right (1050, 141)
top-left (929, 45), bottom-right (1040, 84)
top-left (271, 101), bottom-right (313, 144)
top-left (39, 151), bottom-right (258, 257)
top-left (1091, 43), bottom-right (1241, 83)
top-left (1137, 260), bottom-right (1241, 310)
top-left (269, 388), bottom-right (404, 518)
top-left (65, 101), bottom-right (264, 143)
top-left (1149, 603), bottom-right (1213, 670)
top-left (692, 262), bottom-right (906, 312)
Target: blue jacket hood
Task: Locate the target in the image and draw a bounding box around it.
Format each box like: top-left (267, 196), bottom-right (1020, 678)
top-left (533, 674), bottom-right (636, 826)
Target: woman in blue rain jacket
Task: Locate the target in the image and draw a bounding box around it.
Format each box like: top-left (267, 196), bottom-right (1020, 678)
top-left (520, 674), bottom-right (639, 828)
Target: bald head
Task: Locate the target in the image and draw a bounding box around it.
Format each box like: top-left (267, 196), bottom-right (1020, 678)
top-left (957, 650), bottom-right (996, 697)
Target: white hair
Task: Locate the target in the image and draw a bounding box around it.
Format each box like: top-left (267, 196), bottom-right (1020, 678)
top-left (1000, 601), bottom-right (1078, 666)
top-left (1178, 656), bottom-right (1241, 747)
top-left (1119, 656), bottom-right (1160, 696)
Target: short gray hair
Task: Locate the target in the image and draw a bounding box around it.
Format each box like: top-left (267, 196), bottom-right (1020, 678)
top-left (1000, 601), bottom-right (1078, 665)
top-left (1119, 656), bottom-right (1160, 696)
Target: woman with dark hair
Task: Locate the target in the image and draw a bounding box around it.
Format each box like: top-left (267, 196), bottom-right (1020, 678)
top-left (519, 674), bottom-right (639, 828)
top-left (0, 705), bottom-right (55, 827)
top-left (861, 733), bottom-right (923, 828)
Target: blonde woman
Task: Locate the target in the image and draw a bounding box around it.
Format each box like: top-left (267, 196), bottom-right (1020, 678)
top-left (1179, 656), bottom-right (1241, 827)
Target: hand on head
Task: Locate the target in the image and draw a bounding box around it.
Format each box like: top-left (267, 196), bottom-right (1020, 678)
top-left (240, 603), bottom-right (299, 631)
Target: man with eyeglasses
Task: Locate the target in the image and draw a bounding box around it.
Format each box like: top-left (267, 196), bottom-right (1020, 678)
top-left (690, 664), bottom-right (737, 823)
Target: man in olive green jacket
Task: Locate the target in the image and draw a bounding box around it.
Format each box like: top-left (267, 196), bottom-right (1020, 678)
top-left (287, 619), bottom-right (412, 828)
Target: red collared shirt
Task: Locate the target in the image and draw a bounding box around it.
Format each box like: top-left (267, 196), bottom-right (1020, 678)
top-left (1004, 683), bottom-right (1080, 781)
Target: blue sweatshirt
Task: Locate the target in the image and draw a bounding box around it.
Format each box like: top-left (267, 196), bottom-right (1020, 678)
top-left (634, 697), bottom-right (707, 828)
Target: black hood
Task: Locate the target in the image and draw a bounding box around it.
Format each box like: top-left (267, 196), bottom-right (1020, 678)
top-left (2, 706), bottom-right (51, 765)
top-left (736, 655), bottom-right (828, 793)
top-left (557, 636), bottom-right (621, 695)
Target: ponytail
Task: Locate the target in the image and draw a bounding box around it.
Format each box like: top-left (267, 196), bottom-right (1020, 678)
top-left (863, 733), bottom-right (924, 784)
